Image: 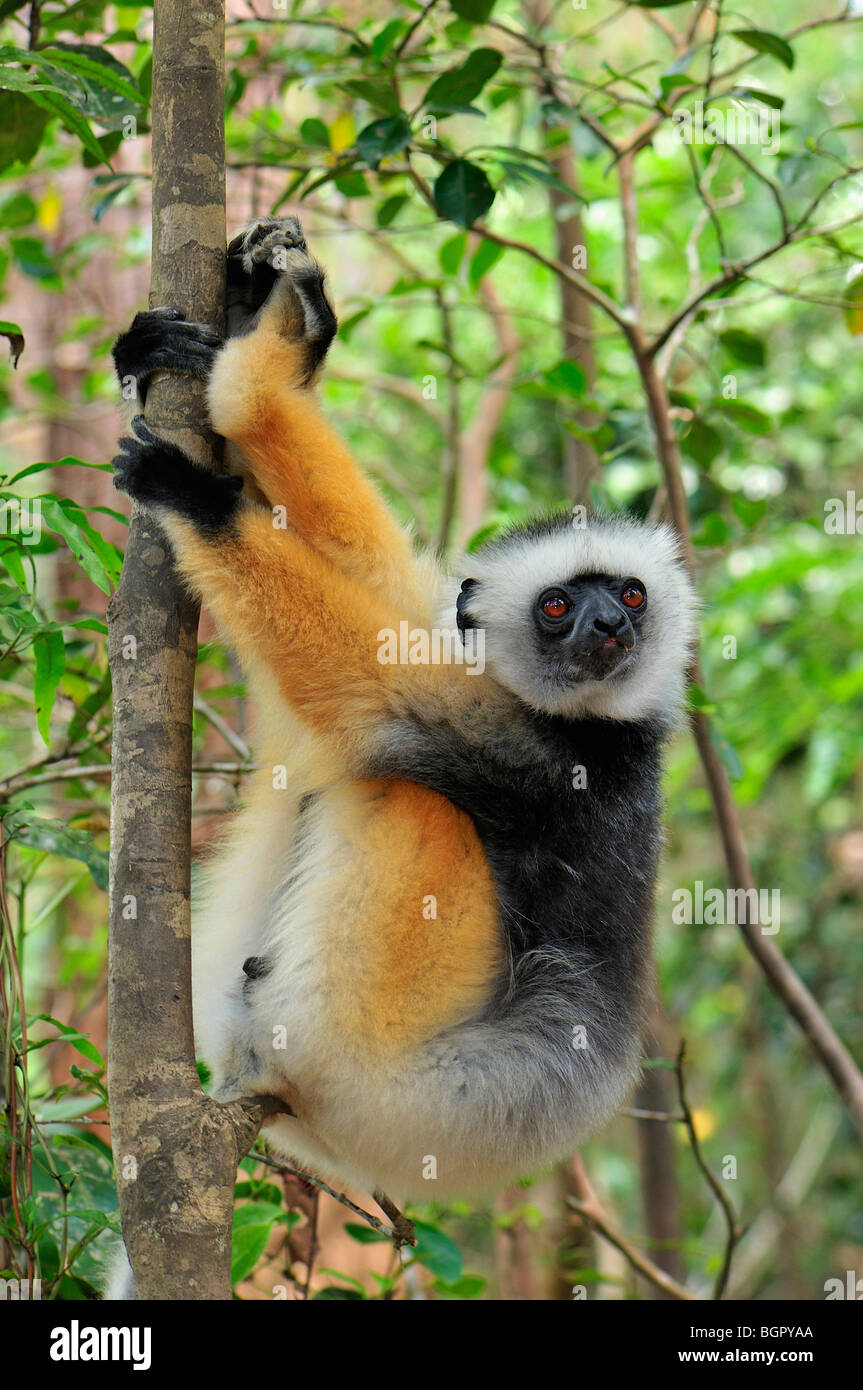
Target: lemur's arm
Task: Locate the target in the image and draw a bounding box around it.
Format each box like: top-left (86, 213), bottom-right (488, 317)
top-left (113, 219), bottom-right (430, 623)
top-left (112, 415), bottom-right (433, 766)
top-left (112, 220), bottom-right (460, 763)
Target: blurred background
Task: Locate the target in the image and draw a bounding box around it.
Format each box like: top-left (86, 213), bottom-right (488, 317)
top-left (1, 0), bottom-right (862, 1300)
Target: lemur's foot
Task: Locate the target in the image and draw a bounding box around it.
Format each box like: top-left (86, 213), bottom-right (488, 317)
top-left (112, 307), bottom-right (222, 403)
top-left (112, 415), bottom-right (242, 533)
top-left (226, 216), bottom-right (337, 382)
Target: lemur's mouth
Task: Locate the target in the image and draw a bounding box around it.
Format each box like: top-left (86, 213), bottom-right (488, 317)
top-left (572, 637), bottom-right (634, 681)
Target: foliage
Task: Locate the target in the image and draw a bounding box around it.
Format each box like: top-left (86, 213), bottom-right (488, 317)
top-left (1, 0), bottom-right (862, 1300)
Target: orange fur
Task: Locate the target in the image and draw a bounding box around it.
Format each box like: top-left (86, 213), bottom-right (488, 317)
top-left (207, 332), bottom-right (429, 620)
top-left (164, 509), bottom-right (446, 767)
top-left (316, 780), bottom-right (502, 1058)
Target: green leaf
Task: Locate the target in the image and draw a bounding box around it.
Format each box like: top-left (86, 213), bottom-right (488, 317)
top-left (681, 418), bottom-right (723, 467)
top-left (719, 328), bottom-right (766, 366)
top-left (0, 90), bottom-right (51, 171)
top-left (693, 512), bottom-right (730, 547)
top-left (410, 1220), bottom-right (463, 1282)
top-left (544, 360), bottom-right (586, 398)
top-left (2, 811), bottom-right (108, 890)
top-left (356, 114), bottom-right (412, 169)
top-left (0, 191), bottom-right (37, 227)
top-left (731, 29), bottom-right (795, 70)
top-left (312, 1287), bottom-right (364, 1299)
top-left (300, 117), bottom-right (329, 149)
top-left (33, 45), bottom-right (142, 107)
top-left (433, 159), bottom-right (495, 227)
top-left (338, 79), bottom-right (401, 116)
top-left (731, 495), bottom-right (767, 528)
top-left (435, 1273), bottom-right (487, 1298)
top-left (686, 682), bottom-right (715, 713)
top-left (371, 19), bottom-right (406, 60)
top-left (92, 169), bottom-right (130, 220)
top-left (450, 0), bottom-right (497, 20)
top-left (234, 1180), bottom-right (283, 1206)
top-left (713, 399), bottom-right (771, 434)
top-left (468, 236), bottom-right (504, 287)
top-left (423, 48), bottom-right (502, 114)
top-left (376, 194), bottom-right (409, 227)
top-left (10, 235), bottom-right (56, 280)
top-left (333, 170), bottom-right (370, 198)
top-left (344, 1223), bottom-right (389, 1244)
top-left (33, 628), bottom-right (65, 744)
top-left (660, 72), bottom-right (694, 97)
top-left (439, 231), bottom-right (467, 276)
top-left (730, 86), bottom-right (784, 110)
top-left (10, 456), bottom-right (112, 485)
top-left (0, 317), bottom-right (23, 365)
top-left (65, 666), bottom-right (111, 746)
top-left (337, 307), bottom-right (371, 341)
top-left (38, 497), bottom-right (121, 593)
top-left (231, 1201), bottom-right (284, 1285)
top-left (26, 87), bottom-right (107, 165)
top-left (843, 268), bottom-right (863, 336)
top-left (31, 1016), bottom-right (104, 1068)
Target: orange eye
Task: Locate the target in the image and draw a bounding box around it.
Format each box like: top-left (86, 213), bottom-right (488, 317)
top-left (542, 595), bottom-right (569, 619)
top-left (621, 582), bottom-right (646, 609)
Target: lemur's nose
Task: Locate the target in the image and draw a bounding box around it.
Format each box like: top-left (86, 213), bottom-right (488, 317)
top-left (592, 609), bottom-right (626, 636)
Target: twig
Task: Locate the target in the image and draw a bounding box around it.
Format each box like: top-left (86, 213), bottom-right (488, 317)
top-left (621, 1106), bottom-right (684, 1123)
top-left (256, 1152), bottom-right (416, 1246)
top-left (568, 1154), bottom-right (696, 1301)
top-left (675, 1040), bottom-right (742, 1300)
top-left (650, 203), bottom-right (863, 358)
top-left (395, 0), bottom-right (439, 57)
top-left (193, 693), bottom-right (251, 761)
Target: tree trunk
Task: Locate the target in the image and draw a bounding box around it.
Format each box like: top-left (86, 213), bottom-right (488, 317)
top-left (106, 0), bottom-right (250, 1301)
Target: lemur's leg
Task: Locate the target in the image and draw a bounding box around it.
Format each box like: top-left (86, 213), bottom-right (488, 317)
top-left (211, 219), bottom-right (432, 623)
top-left (112, 418), bottom-right (429, 762)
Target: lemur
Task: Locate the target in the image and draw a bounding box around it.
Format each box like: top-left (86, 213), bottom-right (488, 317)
top-left (110, 217), bottom-right (697, 1205)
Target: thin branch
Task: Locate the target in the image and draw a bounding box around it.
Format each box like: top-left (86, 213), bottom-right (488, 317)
top-left (650, 203), bottom-right (863, 359)
top-left (405, 161), bottom-right (631, 333)
top-left (568, 1154), bottom-right (697, 1301)
top-left (256, 1152), bottom-right (416, 1247)
top-left (193, 693), bottom-right (251, 761)
top-left (395, 0), bottom-right (440, 57)
top-left (621, 1106), bottom-right (685, 1123)
top-left (675, 1040), bottom-right (742, 1301)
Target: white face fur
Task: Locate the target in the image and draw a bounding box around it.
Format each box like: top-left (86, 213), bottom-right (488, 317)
top-left (454, 518), bottom-right (698, 724)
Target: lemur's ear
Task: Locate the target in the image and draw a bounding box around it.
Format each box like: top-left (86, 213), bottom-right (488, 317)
top-left (456, 578), bottom-right (479, 634)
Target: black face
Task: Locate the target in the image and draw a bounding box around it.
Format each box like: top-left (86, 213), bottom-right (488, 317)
top-left (534, 573), bottom-right (647, 682)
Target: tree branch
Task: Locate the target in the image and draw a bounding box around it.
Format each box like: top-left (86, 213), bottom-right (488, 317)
top-left (106, 0), bottom-right (267, 1302)
top-left (568, 1154), bottom-right (697, 1301)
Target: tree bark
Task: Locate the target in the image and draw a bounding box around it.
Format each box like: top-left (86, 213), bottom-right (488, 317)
top-left (106, 0), bottom-right (254, 1301)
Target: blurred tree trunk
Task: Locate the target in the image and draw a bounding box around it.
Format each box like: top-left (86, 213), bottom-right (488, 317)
top-left (634, 1013), bottom-right (685, 1296)
top-left (526, 0), bottom-right (598, 502)
top-left (107, 0), bottom-right (261, 1301)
